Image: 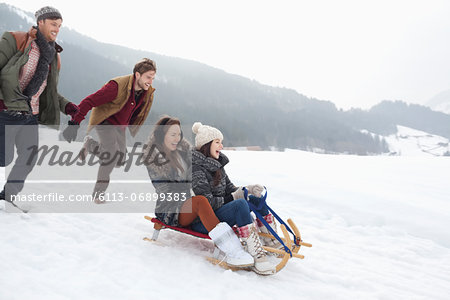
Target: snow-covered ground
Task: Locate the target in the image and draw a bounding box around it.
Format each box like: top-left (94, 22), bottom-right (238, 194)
top-left (1, 133), bottom-right (450, 299)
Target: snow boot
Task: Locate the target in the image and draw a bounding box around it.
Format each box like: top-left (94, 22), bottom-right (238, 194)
top-left (0, 189), bottom-right (13, 204)
top-left (93, 191), bottom-right (106, 204)
top-left (238, 223), bottom-right (276, 275)
top-left (0, 190), bottom-right (5, 210)
top-left (257, 214), bottom-right (282, 249)
top-left (208, 222), bottom-right (254, 268)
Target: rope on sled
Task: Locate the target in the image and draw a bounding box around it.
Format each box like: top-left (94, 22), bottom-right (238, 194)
top-left (244, 188), bottom-right (294, 257)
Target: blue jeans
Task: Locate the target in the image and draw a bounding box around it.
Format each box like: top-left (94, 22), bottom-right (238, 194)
top-left (0, 111), bottom-right (39, 201)
top-left (191, 198), bottom-right (269, 234)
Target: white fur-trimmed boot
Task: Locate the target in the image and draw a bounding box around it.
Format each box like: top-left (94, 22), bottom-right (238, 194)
top-left (256, 214), bottom-right (282, 249)
top-left (238, 223), bottom-right (276, 275)
top-left (208, 222), bottom-right (254, 268)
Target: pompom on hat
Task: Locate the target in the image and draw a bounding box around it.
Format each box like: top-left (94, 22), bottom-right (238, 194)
top-left (192, 122), bottom-right (223, 149)
top-left (35, 6), bottom-right (62, 23)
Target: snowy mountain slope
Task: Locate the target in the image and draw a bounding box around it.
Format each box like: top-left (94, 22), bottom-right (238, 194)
top-left (431, 101), bottom-right (450, 115)
top-left (1, 144), bottom-right (450, 299)
top-left (427, 89), bottom-right (450, 115)
top-left (384, 125), bottom-right (450, 156)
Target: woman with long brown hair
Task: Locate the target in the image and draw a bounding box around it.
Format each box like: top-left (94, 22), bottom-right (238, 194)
top-left (143, 116), bottom-right (253, 268)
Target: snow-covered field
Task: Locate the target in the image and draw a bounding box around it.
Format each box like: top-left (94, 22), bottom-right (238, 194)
top-left (1, 136), bottom-right (450, 299)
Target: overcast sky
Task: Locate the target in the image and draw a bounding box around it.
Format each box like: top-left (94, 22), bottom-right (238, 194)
top-left (4, 0), bottom-right (450, 109)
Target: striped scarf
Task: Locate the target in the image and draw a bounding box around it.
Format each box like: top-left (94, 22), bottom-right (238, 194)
top-left (22, 27), bottom-right (56, 100)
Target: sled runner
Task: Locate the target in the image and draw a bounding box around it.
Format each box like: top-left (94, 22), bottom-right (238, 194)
top-left (143, 189), bottom-right (311, 274)
top-left (143, 216), bottom-right (248, 271)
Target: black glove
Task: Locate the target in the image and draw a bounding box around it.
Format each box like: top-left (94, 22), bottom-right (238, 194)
top-left (63, 120), bottom-right (80, 143)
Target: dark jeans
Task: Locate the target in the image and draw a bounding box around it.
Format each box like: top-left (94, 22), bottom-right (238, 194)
top-left (0, 111), bottom-right (38, 201)
top-left (191, 198), bottom-right (269, 234)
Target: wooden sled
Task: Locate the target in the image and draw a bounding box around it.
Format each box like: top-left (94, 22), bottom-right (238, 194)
top-left (143, 215), bottom-right (311, 274)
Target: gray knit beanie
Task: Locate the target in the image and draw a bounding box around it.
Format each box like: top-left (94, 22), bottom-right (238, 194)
top-left (35, 6), bottom-right (62, 23)
top-left (192, 122), bottom-right (223, 149)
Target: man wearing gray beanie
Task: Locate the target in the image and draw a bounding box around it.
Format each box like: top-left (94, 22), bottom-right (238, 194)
top-left (0, 6), bottom-right (78, 207)
top-left (35, 6), bottom-right (63, 23)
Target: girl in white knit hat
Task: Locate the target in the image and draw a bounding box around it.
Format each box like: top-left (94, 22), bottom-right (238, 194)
top-left (191, 122), bottom-right (278, 275)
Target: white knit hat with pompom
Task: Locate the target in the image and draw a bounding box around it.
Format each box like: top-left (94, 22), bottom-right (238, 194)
top-left (192, 122), bottom-right (223, 149)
